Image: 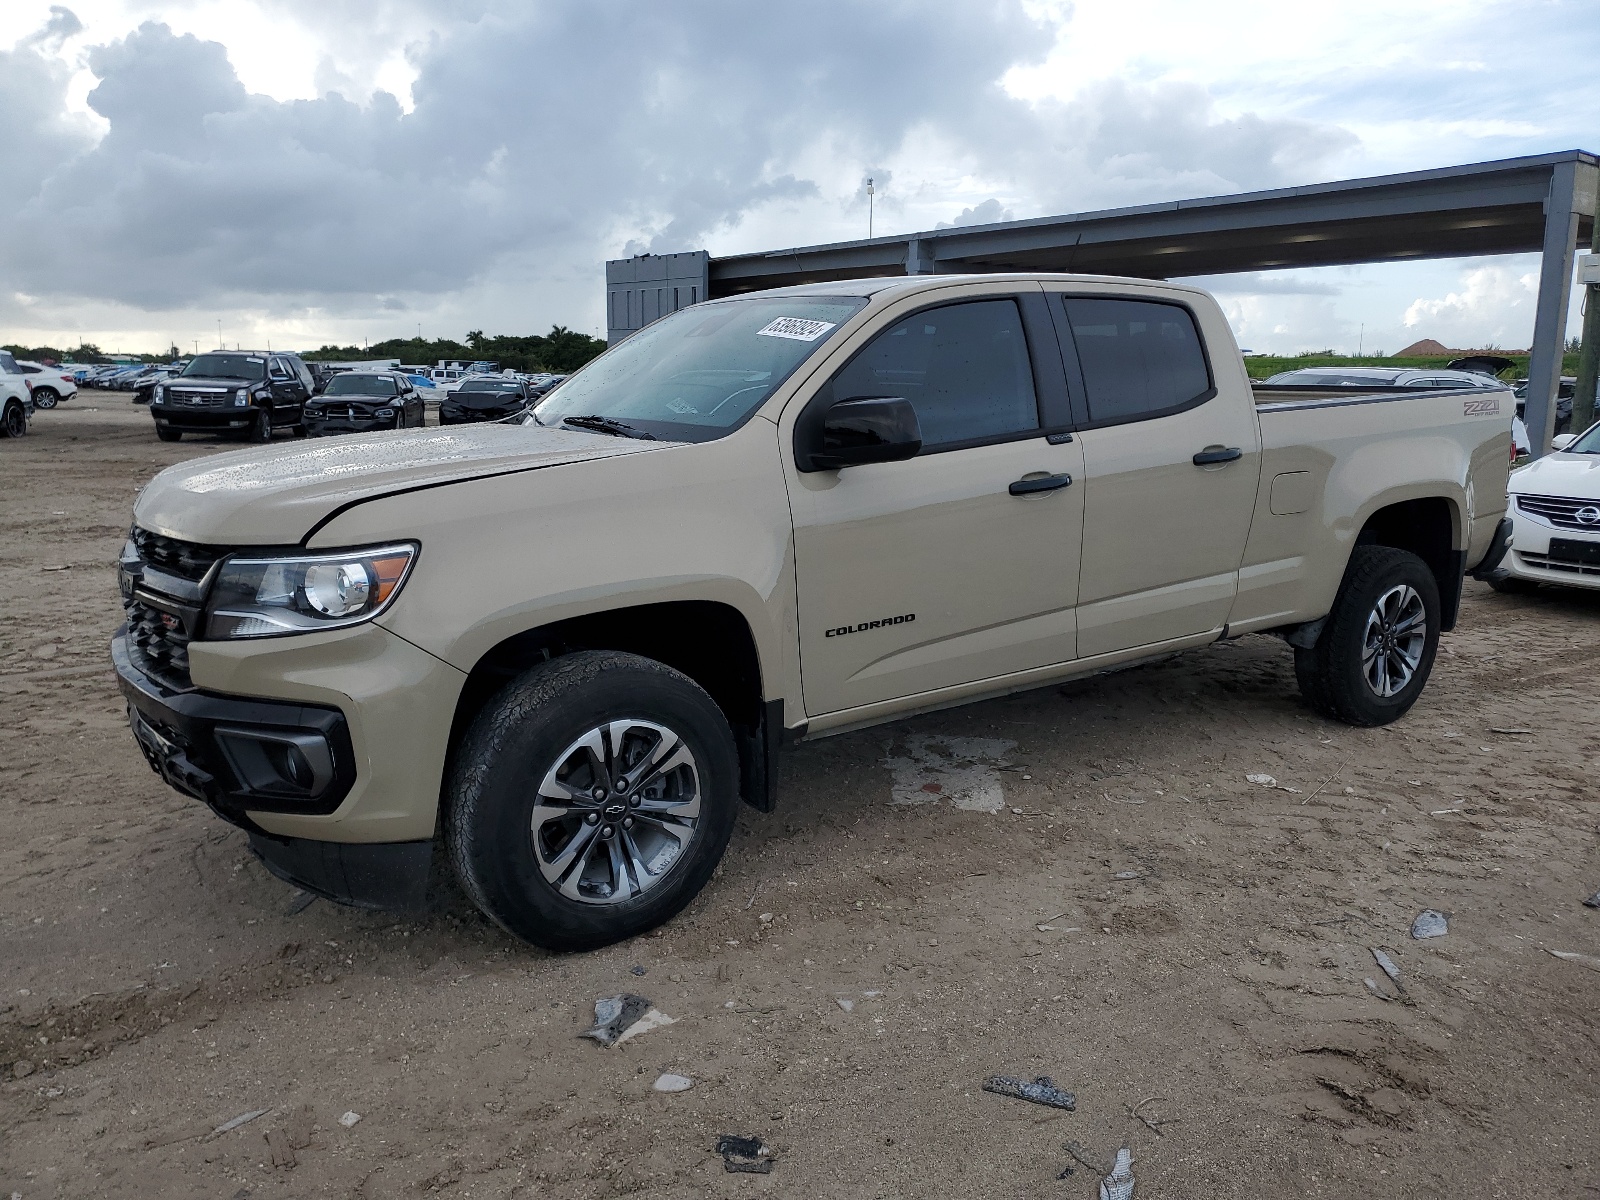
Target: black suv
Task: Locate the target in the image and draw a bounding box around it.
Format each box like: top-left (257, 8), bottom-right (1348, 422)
top-left (149, 352), bottom-right (314, 442)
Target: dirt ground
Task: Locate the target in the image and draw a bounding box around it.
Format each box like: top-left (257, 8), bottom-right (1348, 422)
top-left (3, 398), bottom-right (1598, 1199)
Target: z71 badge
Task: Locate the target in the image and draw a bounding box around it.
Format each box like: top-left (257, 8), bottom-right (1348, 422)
top-left (1462, 396), bottom-right (1500, 416)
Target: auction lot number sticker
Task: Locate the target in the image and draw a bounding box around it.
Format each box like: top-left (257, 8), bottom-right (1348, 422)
top-left (757, 317), bottom-right (837, 342)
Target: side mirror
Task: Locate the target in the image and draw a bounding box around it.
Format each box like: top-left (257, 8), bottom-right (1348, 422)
top-left (797, 397), bottom-right (922, 472)
top-left (1551, 433), bottom-right (1576, 451)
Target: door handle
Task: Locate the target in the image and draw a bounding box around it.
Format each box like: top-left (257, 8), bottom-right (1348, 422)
top-left (1193, 446), bottom-right (1243, 466)
top-left (1009, 472), bottom-right (1073, 496)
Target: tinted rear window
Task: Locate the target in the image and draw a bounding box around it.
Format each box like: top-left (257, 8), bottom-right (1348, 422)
top-left (1063, 298), bottom-right (1211, 424)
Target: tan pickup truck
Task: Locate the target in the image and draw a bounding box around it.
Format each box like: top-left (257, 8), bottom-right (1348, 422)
top-left (115, 274), bottom-right (1512, 949)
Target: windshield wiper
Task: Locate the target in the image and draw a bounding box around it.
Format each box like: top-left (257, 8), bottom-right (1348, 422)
top-left (559, 414), bottom-right (656, 440)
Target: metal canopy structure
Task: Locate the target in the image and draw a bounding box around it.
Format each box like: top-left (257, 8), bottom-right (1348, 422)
top-left (607, 151), bottom-right (1598, 455)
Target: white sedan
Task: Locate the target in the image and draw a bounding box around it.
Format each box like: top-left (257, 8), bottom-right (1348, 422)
top-left (1492, 422), bottom-right (1600, 592)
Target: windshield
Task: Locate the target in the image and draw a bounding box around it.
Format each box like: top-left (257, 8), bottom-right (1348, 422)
top-left (1566, 421), bottom-right (1600, 453)
top-left (535, 295), bottom-right (867, 440)
top-left (324, 375), bottom-right (398, 396)
top-left (459, 379), bottom-right (523, 393)
top-left (183, 353), bottom-right (266, 381)
top-left (1265, 370), bottom-right (1400, 386)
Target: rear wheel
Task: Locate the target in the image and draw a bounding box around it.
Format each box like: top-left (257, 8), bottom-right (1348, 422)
top-left (447, 651), bottom-right (740, 952)
top-left (155, 427), bottom-right (182, 442)
top-left (1, 401), bottom-right (25, 438)
top-left (31, 388), bottom-right (58, 410)
top-left (1295, 545), bottom-right (1441, 727)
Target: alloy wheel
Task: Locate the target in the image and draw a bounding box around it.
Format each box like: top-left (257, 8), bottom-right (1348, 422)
top-left (1361, 583), bottom-right (1427, 698)
top-left (530, 719), bottom-right (702, 904)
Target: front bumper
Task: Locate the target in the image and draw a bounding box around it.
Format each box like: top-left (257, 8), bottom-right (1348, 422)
top-left (305, 413), bottom-right (400, 436)
top-left (114, 633), bottom-right (357, 823)
top-left (1500, 504), bottom-right (1600, 588)
top-left (151, 403), bottom-right (257, 432)
top-left (114, 630), bottom-right (447, 910)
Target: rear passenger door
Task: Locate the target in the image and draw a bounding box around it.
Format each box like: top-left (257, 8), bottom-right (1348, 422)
top-left (1047, 289), bottom-right (1261, 658)
top-left (787, 286), bottom-right (1087, 715)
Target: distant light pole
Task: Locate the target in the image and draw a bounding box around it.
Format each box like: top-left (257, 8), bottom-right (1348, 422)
top-left (1358, 323), bottom-right (1364, 356)
top-left (216, 319), bottom-right (222, 349)
top-left (867, 177), bottom-right (875, 239)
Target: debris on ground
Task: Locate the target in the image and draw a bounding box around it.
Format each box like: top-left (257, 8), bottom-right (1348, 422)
top-left (715, 1134), bottom-right (774, 1173)
top-left (1245, 773), bottom-right (1300, 793)
top-left (1124, 1096), bottom-right (1179, 1136)
top-left (212, 1108), bottom-right (270, 1136)
top-left (629, 964), bottom-right (647, 976)
top-left (338, 1112), bottom-right (362, 1128)
top-left (11, 1059), bottom-right (34, 1079)
top-left (1411, 910), bottom-right (1450, 939)
top-left (1489, 727), bottom-right (1532, 735)
top-left (1063, 1140), bottom-right (1109, 1175)
top-left (1547, 949), bottom-right (1600, 973)
top-left (1112, 871), bottom-right (1141, 880)
top-left (835, 997), bottom-right (854, 1012)
top-left (581, 994), bottom-right (676, 1047)
top-left (982, 1074), bottom-right (1077, 1110)
top-left (1363, 977), bottom-right (1391, 1001)
top-left (264, 1105), bottom-right (317, 1169)
top-left (1583, 891), bottom-right (1600, 910)
top-left (1099, 1145), bottom-right (1135, 1200)
top-left (1371, 948), bottom-right (1406, 993)
top-left (652, 1073), bottom-right (693, 1093)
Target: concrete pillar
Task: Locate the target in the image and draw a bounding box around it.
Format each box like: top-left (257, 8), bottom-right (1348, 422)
top-left (1524, 162), bottom-right (1584, 458)
top-left (905, 238), bottom-right (934, 275)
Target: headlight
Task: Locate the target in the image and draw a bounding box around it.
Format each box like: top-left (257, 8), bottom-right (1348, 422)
top-left (153, 385), bottom-right (165, 403)
top-left (204, 543), bottom-right (417, 639)
top-left (234, 388), bottom-right (250, 405)
top-left (376, 407), bottom-right (394, 417)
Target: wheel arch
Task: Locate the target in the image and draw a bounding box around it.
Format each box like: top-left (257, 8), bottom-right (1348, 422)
top-left (446, 600), bottom-right (779, 813)
top-left (1351, 494), bottom-right (1463, 630)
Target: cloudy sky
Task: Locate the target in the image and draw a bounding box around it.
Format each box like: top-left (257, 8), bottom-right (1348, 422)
top-left (1, 0), bottom-right (1595, 356)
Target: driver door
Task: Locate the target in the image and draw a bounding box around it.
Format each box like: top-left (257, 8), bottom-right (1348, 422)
top-left (786, 287), bottom-right (1086, 716)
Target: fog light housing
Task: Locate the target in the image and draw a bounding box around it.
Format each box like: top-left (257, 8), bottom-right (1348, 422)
top-left (213, 728), bottom-right (335, 799)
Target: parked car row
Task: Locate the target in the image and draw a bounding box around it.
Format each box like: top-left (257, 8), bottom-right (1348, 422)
top-left (0, 350), bottom-right (80, 408)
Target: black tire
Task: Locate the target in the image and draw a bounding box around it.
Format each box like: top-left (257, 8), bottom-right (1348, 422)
top-left (1487, 572), bottom-right (1539, 595)
top-left (156, 427), bottom-right (182, 442)
top-left (247, 410), bottom-right (271, 443)
top-left (447, 650), bottom-right (740, 952)
top-left (1294, 545), bottom-right (1441, 727)
top-left (1, 401), bottom-right (25, 438)
top-left (291, 422), bottom-right (307, 438)
top-left (31, 388), bottom-right (58, 410)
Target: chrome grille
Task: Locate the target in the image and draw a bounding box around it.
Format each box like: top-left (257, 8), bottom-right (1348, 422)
top-left (1515, 494), bottom-right (1600, 531)
top-left (1515, 551), bottom-right (1600, 578)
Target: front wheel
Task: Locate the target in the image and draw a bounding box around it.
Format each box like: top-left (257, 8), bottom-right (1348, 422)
top-left (247, 410), bottom-right (271, 443)
top-left (155, 427), bottom-right (182, 442)
top-left (447, 651), bottom-right (740, 952)
top-left (1295, 545), bottom-right (1441, 727)
top-left (31, 388), bottom-right (58, 410)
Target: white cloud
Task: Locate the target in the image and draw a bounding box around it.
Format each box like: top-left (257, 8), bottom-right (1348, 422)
top-left (1402, 265), bottom-right (1539, 349)
top-left (0, 0), bottom-right (1593, 352)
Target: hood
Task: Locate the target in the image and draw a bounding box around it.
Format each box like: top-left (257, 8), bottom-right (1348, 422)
top-left (134, 423), bottom-right (668, 545)
top-left (1509, 451), bottom-right (1600, 499)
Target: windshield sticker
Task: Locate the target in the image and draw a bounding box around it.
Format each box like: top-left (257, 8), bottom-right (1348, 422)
top-left (756, 317), bottom-right (836, 342)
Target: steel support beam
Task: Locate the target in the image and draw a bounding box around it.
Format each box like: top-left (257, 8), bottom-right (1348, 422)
top-left (1525, 163), bottom-right (1585, 458)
